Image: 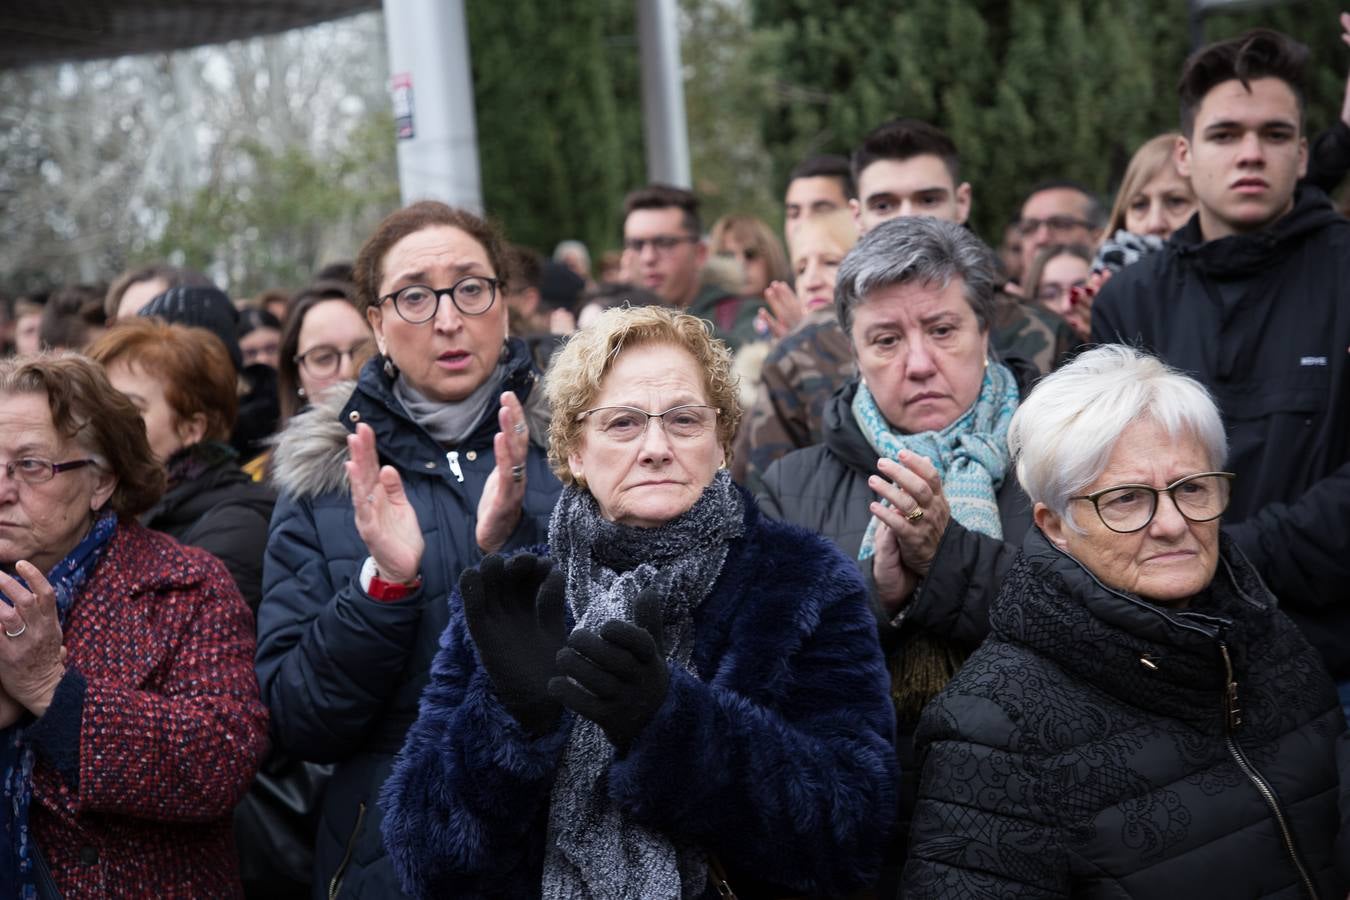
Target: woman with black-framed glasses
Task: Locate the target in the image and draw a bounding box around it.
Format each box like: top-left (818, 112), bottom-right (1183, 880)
top-left (257, 202), bottom-right (562, 899)
top-left (902, 344), bottom-right (1346, 898)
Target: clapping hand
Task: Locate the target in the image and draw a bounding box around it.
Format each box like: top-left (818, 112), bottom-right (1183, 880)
top-left (0, 562), bottom-right (67, 718)
top-left (755, 280), bottom-right (806, 342)
top-left (549, 587), bottom-right (670, 750)
top-left (461, 554), bottom-right (567, 735)
top-left (476, 392), bottom-right (530, 554)
top-left (347, 423), bottom-right (424, 584)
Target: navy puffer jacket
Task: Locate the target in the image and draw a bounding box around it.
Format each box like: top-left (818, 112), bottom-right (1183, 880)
top-left (904, 528), bottom-right (1347, 898)
top-left (256, 342), bottom-right (562, 899)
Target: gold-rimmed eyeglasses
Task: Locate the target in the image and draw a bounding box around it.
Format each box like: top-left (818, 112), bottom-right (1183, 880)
top-left (577, 404), bottom-right (719, 443)
top-left (1070, 471), bottom-right (1235, 533)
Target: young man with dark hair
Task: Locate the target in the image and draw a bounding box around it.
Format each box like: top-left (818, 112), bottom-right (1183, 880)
top-left (620, 183), bottom-right (760, 349)
top-left (850, 117), bottom-right (971, 233)
top-left (783, 154), bottom-right (855, 239)
top-left (1093, 28), bottom-right (1350, 705)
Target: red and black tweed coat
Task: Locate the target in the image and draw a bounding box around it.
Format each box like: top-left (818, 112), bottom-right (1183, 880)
top-left (29, 520), bottom-right (269, 898)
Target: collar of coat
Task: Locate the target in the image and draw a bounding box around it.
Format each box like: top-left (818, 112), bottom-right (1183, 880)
top-left (1170, 184), bottom-right (1345, 278)
top-left (269, 336), bottom-right (549, 501)
top-left (990, 526), bottom-right (1279, 729)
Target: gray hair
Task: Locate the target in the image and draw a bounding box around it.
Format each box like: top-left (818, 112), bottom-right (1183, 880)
top-left (1008, 344), bottom-right (1228, 531)
top-left (834, 216), bottom-right (998, 339)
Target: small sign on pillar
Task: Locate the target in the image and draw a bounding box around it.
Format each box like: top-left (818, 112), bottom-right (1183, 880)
top-left (391, 73), bottom-right (415, 140)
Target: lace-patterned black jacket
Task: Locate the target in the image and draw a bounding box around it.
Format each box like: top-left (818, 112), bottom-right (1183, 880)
top-left (903, 528), bottom-right (1346, 899)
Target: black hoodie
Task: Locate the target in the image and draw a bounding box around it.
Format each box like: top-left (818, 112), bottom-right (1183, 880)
top-left (1092, 186), bottom-right (1350, 679)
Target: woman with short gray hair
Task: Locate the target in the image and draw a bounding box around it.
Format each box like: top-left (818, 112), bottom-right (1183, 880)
top-left (903, 345), bottom-right (1346, 897)
top-left (759, 216), bottom-right (1039, 892)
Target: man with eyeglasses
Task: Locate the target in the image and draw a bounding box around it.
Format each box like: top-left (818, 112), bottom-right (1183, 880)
top-left (1014, 179), bottom-right (1104, 284)
top-left (1093, 28), bottom-right (1350, 717)
top-left (619, 184), bottom-right (761, 350)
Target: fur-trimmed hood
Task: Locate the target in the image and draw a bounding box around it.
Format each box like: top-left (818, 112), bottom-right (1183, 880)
top-left (270, 341), bottom-right (552, 501)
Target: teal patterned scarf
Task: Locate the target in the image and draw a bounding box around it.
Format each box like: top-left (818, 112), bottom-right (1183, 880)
top-left (853, 361), bottom-right (1018, 558)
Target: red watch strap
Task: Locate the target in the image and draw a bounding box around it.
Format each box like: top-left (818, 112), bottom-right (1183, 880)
top-left (366, 573), bottom-right (422, 602)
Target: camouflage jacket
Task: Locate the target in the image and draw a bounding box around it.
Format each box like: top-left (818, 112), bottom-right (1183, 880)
top-left (732, 295), bottom-right (1074, 495)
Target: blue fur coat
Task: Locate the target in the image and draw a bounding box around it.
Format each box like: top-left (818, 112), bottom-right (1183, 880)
top-left (380, 492), bottom-right (897, 898)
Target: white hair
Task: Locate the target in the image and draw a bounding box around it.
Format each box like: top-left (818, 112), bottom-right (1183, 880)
top-left (1008, 344), bottom-right (1227, 531)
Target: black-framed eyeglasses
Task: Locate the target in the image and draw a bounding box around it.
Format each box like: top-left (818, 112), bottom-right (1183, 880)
top-left (1, 457), bottom-right (100, 486)
top-left (294, 339), bottom-right (374, 377)
top-left (375, 275), bottom-right (499, 324)
top-left (576, 404), bottom-right (720, 443)
top-left (622, 235), bottom-right (698, 255)
top-left (1071, 471), bottom-right (1235, 533)
top-left (1016, 215), bottom-right (1092, 237)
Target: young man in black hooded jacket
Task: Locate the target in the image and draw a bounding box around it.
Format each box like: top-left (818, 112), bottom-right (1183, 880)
top-left (1092, 28), bottom-right (1350, 708)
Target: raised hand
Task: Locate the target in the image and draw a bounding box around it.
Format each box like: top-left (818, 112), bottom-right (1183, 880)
top-left (460, 553), bottom-right (566, 735)
top-left (867, 450), bottom-right (952, 577)
top-left (549, 587), bottom-right (670, 749)
top-left (346, 422), bottom-right (424, 584)
top-left (755, 280), bottom-right (806, 342)
top-left (0, 562), bottom-right (68, 717)
top-left (476, 392), bottom-right (529, 554)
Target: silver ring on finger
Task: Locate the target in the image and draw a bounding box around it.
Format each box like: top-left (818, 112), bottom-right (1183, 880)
top-left (4, 623), bottom-right (26, 639)
top-left (513, 422), bottom-right (527, 435)
top-left (511, 463), bottom-right (525, 483)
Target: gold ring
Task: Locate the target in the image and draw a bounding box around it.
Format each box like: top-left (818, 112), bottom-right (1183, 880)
top-left (905, 507), bottom-right (924, 521)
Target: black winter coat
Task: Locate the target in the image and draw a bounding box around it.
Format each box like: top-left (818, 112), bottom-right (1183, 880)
top-left (904, 528), bottom-right (1347, 898)
top-left (141, 443), bottom-right (276, 613)
top-left (757, 375), bottom-right (1032, 896)
top-left (255, 343), bottom-right (562, 899)
top-left (1092, 187), bottom-right (1350, 678)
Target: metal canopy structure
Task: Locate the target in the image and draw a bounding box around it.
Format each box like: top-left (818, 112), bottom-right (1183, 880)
top-left (0, 1), bottom-right (380, 70)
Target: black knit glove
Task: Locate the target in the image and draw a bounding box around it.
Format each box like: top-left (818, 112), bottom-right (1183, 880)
top-left (548, 587), bottom-right (669, 749)
top-left (460, 553), bottom-right (566, 736)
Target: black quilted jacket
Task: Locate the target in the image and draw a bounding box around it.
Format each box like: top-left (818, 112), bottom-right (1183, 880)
top-left (903, 527), bottom-right (1347, 898)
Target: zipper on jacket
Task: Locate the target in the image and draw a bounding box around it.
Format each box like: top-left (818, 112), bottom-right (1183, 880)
top-left (328, 801), bottom-right (367, 900)
top-left (1218, 641), bottom-right (1320, 899)
top-left (446, 451), bottom-right (464, 483)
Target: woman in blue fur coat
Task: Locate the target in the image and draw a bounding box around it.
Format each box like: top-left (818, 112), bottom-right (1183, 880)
top-left (380, 306), bottom-right (897, 899)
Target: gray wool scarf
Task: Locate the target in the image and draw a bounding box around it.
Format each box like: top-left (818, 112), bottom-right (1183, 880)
top-left (542, 470), bottom-right (744, 900)
top-left (391, 360), bottom-right (505, 447)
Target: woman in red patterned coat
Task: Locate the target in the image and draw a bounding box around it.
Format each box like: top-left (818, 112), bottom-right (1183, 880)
top-left (0, 353), bottom-right (269, 898)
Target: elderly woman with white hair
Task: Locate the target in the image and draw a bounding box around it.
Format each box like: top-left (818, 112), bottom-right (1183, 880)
top-left (902, 345), bottom-right (1347, 898)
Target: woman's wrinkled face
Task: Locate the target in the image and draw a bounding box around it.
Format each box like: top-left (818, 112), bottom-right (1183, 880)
top-left (369, 225), bottom-right (508, 403)
top-left (104, 360), bottom-right (204, 464)
top-left (1037, 419), bottom-right (1221, 607)
top-left (849, 278), bottom-right (989, 434)
top-left (0, 393), bottom-right (116, 574)
top-left (568, 343), bottom-right (725, 529)
top-left (1124, 165), bottom-right (1196, 239)
top-left (297, 300), bottom-right (373, 402)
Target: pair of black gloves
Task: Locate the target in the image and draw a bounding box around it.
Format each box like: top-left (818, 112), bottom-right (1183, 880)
top-left (460, 553), bottom-right (670, 747)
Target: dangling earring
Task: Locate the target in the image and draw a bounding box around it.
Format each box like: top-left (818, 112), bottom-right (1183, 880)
top-left (383, 355), bottom-right (397, 379)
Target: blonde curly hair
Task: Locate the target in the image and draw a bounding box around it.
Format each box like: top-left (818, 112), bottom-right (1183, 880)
top-left (543, 305), bottom-right (742, 486)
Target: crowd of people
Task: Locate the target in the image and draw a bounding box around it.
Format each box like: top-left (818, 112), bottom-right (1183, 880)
top-left (0, 22), bottom-right (1347, 900)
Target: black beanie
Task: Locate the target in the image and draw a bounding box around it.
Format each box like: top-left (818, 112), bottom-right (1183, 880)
top-left (139, 286), bottom-right (244, 371)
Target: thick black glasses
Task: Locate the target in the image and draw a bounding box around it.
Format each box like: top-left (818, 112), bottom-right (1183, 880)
top-left (376, 275), bottom-right (499, 324)
top-left (577, 405), bottom-right (720, 443)
top-left (2, 457), bottom-right (99, 485)
top-left (1071, 471), bottom-right (1235, 533)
